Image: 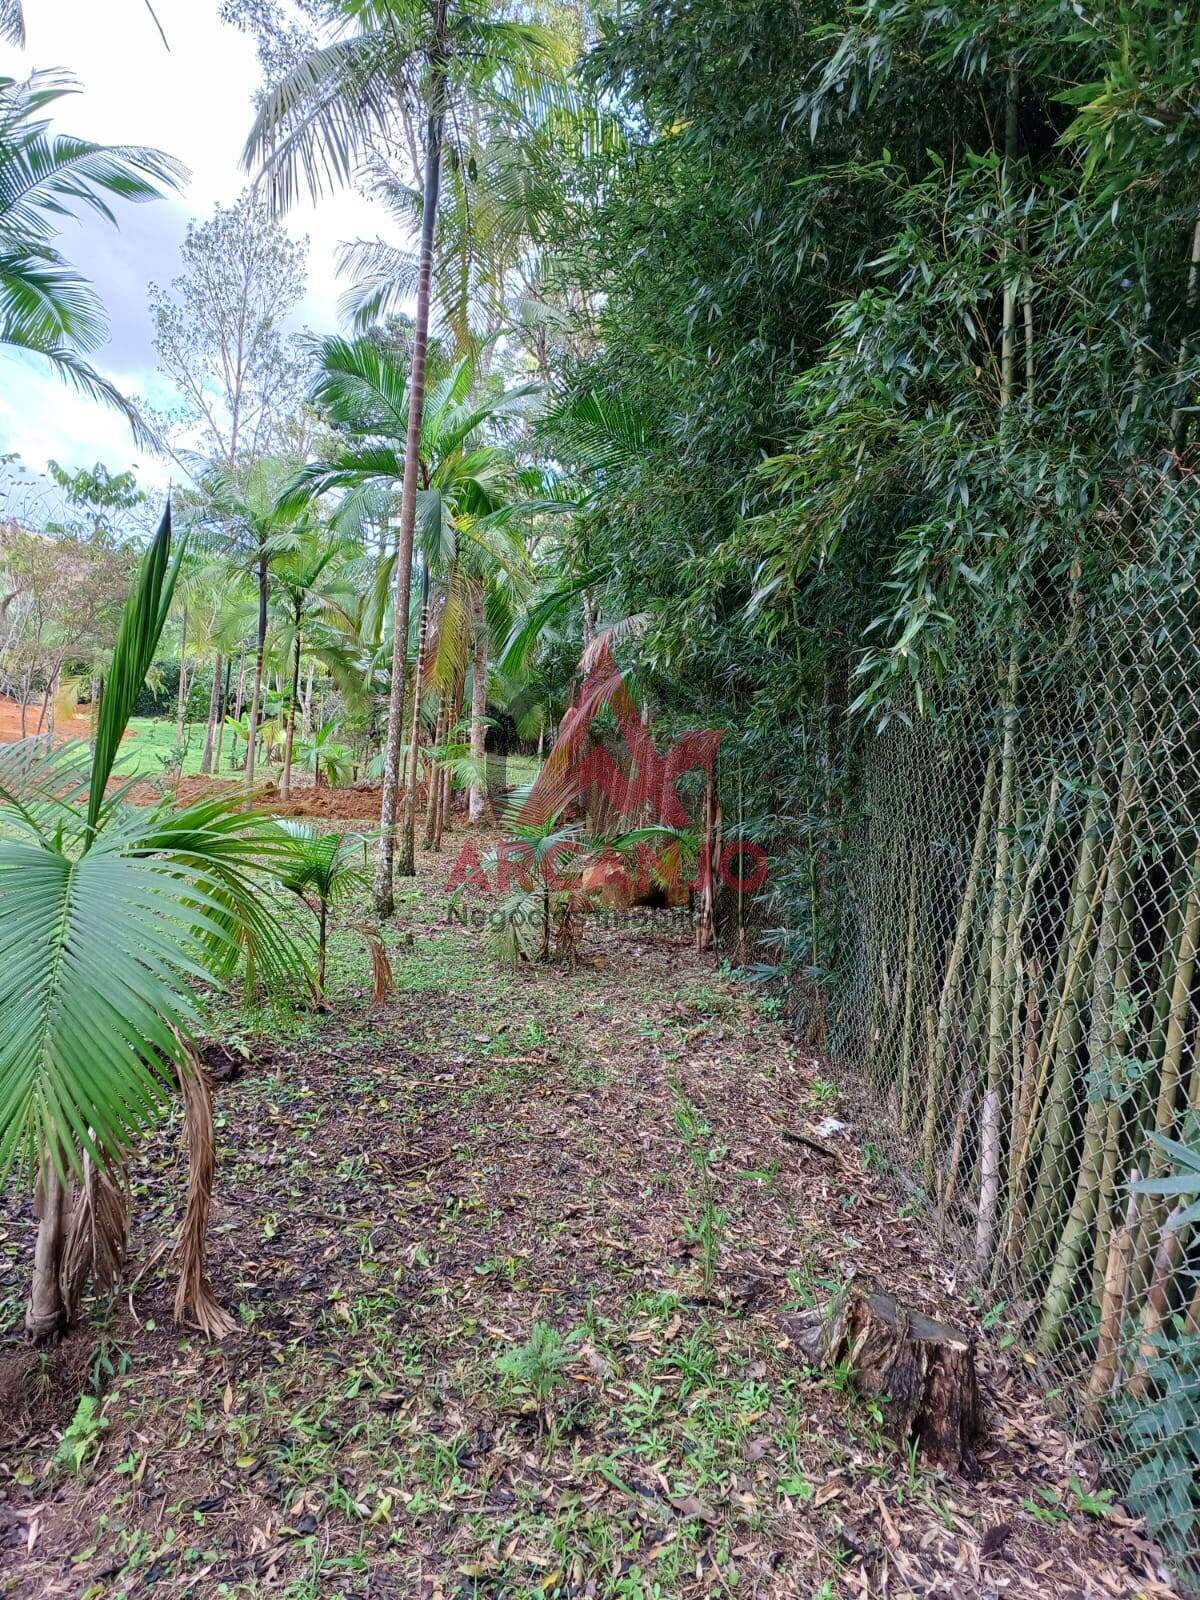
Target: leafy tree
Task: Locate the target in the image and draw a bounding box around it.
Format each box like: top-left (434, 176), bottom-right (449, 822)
top-left (0, 519), bottom-right (131, 734)
top-left (44, 460), bottom-right (151, 545)
top-left (148, 192), bottom-right (311, 468)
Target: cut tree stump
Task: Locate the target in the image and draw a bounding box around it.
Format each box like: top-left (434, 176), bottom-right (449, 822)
top-left (782, 1291), bottom-right (984, 1472)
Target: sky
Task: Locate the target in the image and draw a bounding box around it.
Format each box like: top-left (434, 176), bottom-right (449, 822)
top-left (0, 0), bottom-right (395, 511)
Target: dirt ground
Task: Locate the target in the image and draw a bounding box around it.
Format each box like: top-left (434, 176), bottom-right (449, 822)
top-left (135, 775), bottom-right (392, 819)
top-left (0, 826), bottom-right (1181, 1600)
top-left (0, 694), bottom-right (93, 744)
top-left (0, 702), bottom-right (384, 817)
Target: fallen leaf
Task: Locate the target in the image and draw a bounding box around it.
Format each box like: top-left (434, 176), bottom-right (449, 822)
top-left (669, 1493), bottom-right (717, 1524)
top-left (980, 1522), bottom-right (1013, 1561)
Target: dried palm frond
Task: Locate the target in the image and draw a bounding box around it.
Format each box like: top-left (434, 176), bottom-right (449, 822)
top-left (554, 893), bottom-right (583, 971)
top-left (351, 921), bottom-right (394, 1006)
top-left (173, 1044), bottom-right (235, 1340)
top-left (62, 1145), bottom-right (129, 1322)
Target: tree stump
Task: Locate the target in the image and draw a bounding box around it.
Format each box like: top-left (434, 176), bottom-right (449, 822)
top-left (783, 1291), bottom-right (984, 1472)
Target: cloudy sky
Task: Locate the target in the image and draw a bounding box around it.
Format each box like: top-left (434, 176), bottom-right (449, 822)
top-left (0, 0), bottom-right (393, 506)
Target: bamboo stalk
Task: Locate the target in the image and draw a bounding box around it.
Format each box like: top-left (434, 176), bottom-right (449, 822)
top-left (1035, 702), bottom-right (1141, 1355)
top-left (1092, 897), bottom-right (1135, 1307)
top-left (1004, 954), bottom-right (1041, 1273)
top-left (976, 646), bottom-right (1020, 1273)
top-left (898, 851), bottom-right (920, 1136)
top-left (999, 67), bottom-right (1019, 414)
top-left (922, 746), bottom-right (999, 1178)
top-left (1129, 845), bottom-right (1200, 1301)
top-left (1169, 207), bottom-right (1200, 455)
top-left (1128, 1204), bottom-right (1188, 1398)
top-left (940, 929), bottom-right (989, 1215)
top-left (1084, 1173), bottom-right (1138, 1422)
top-left (1018, 772), bottom-right (1110, 1282)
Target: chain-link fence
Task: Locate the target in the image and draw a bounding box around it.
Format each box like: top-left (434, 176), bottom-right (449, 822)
top-left (719, 478), bottom-right (1200, 1580)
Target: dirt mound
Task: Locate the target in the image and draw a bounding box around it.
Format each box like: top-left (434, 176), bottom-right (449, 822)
top-left (128, 772), bottom-right (390, 820)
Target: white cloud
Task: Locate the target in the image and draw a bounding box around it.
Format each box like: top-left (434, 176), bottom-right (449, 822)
top-left (0, 0), bottom-right (409, 492)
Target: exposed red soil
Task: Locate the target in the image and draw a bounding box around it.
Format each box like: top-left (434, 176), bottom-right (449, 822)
top-left (137, 775), bottom-right (393, 819)
top-left (0, 694), bottom-right (94, 744)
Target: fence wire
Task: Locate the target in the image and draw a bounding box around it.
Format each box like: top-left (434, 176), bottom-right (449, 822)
top-left (735, 477), bottom-right (1200, 1579)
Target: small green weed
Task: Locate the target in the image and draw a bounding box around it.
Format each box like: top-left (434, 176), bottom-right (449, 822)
top-left (55, 1395), bottom-right (107, 1474)
top-left (495, 1321), bottom-right (580, 1431)
top-left (671, 1086), bottom-right (726, 1292)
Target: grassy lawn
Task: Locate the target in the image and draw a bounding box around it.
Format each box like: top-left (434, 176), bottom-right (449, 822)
top-left (117, 719), bottom-right (545, 790)
top-left (118, 717), bottom-right (218, 780)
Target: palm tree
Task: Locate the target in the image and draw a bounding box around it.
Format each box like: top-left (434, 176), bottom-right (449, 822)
top-left (243, 0), bottom-right (567, 915)
top-left (276, 822), bottom-right (389, 1001)
top-left (269, 530), bottom-right (356, 800)
top-left (337, 83), bottom-right (620, 376)
top-left (199, 459), bottom-right (310, 788)
top-left (298, 718), bottom-right (354, 789)
top-left (0, 506), bottom-right (303, 1339)
top-left (281, 335), bottom-right (538, 869)
top-left (0, 71), bottom-right (184, 447)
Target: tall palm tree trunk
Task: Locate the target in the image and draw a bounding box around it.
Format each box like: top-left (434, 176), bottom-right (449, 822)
top-left (213, 656), bottom-right (231, 773)
top-left (245, 551), bottom-right (268, 787)
top-left (400, 566), bottom-right (432, 871)
top-left (282, 607), bottom-right (302, 801)
top-left (374, 21), bottom-right (447, 911)
top-left (200, 650), bottom-right (223, 775)
top-left (424, 700), bottom-right (447, 850)
top-left (469, 594), bottom-right (488, 824)
top-left (175, 603), bottom-right (189, 769)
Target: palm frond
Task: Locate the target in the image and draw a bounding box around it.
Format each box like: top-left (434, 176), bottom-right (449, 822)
top-left (500, 565), bottom-right (610, 675)
top-left (540, 391), bottom-right (650, 477)
top-left (0, 2), bottom-right (25, 46)
top-left (335, 236), bottom-right (419, 331)
top-left (5, 340), bottom-right (161, 452)
top-left (90, 503), bottom-right (179, 833)
top-left (242, 31), bottom-right (399, 211)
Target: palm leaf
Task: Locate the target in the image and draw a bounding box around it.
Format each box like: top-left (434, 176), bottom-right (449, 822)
top-left (0, 1), bottom-right (24, 46)
top-left (0, 840), bottom-right (236, 1180)
top-left (89, 502), bottom-right (180, 834)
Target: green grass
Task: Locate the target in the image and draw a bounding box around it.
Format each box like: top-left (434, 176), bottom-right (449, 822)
top-left (115, 718), bottom-right (545, 787)
top-left (116, 717), bottom-right (217, 780)
top-left (501, 753), bottom-right (543, 785)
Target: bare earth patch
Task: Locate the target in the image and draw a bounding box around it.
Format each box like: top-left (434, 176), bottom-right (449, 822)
top-left (0, 832), bottom-right (1178, 1599)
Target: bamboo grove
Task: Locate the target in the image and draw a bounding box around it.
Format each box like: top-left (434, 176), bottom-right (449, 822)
top-left (539, 0), bottom-right (1200, 1570)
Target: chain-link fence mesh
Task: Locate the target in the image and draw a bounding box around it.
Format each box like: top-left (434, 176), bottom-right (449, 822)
top-left (726, 477), bottom-right (1200, 1578)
